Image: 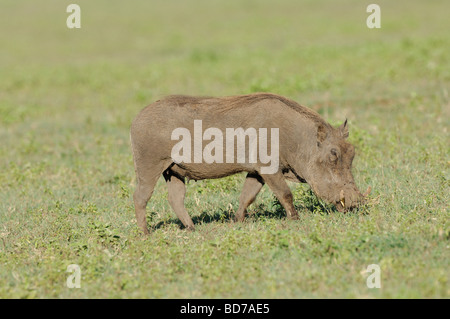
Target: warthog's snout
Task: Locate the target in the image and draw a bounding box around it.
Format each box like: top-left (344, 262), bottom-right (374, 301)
top-left (336, 186), bottom-right (371, 212)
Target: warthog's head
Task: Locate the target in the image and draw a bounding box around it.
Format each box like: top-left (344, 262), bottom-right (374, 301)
top-left (308, 120), bottom-right (370, 212)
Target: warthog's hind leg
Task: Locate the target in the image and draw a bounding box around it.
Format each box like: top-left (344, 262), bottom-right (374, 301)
top-left (234, 173), bottom-right (265, 222)
top-left (133, 164), bottom-right (169, 235)
top-left (163, 169), bottom-right (195, 231)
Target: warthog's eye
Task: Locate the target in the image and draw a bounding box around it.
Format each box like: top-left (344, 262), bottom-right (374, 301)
top-left (329, 148), bottom-right (339, 163)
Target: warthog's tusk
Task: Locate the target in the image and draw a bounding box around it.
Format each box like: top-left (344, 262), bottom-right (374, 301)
top-left (339, 189), bottom-right (345, 208)
top-left (363, 186), bottom-right (372, 197)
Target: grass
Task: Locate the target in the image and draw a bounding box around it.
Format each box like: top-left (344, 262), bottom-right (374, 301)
top-left (0, 0), bottom-right (449, 298)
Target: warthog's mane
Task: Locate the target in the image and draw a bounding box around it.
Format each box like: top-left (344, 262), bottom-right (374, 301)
top-left (163, 93), bottom-right (328, 127)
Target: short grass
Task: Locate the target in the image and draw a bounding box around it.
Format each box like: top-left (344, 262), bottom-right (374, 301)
top-left (0, 0), bottom-right (448, 298)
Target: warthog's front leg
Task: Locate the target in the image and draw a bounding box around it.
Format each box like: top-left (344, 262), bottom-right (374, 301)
top-left (234, 173), bottom-right (265, 222)
top-left (261, 172), bottom-right (299, 220)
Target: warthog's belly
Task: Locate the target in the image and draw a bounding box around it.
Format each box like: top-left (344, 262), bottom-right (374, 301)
top-left (169, 163), bottom-right (249, 181)
top-left (169, 163), bottom-right (305, 183)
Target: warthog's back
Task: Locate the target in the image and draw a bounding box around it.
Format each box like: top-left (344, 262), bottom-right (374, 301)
top-left (131, 93), bottom-right (328, 141)
top-left (155, 93), bottom-right (325, 123)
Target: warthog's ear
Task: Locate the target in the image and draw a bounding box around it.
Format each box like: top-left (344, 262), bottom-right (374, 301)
top-left (339, 119), bottom-right (349, 139)
top-left (317, 124), bottom-right (327, 146)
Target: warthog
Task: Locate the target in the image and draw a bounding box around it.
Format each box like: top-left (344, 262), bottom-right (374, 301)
top-left (130, 93), bottom-right (370, 234)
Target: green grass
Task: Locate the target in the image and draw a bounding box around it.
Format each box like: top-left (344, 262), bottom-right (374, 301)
top-left (0, 0), bottom-right (448, 298)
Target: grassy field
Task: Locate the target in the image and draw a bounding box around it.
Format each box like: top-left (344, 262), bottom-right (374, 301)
top-left (0, 0), bottom-right (448, 298)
